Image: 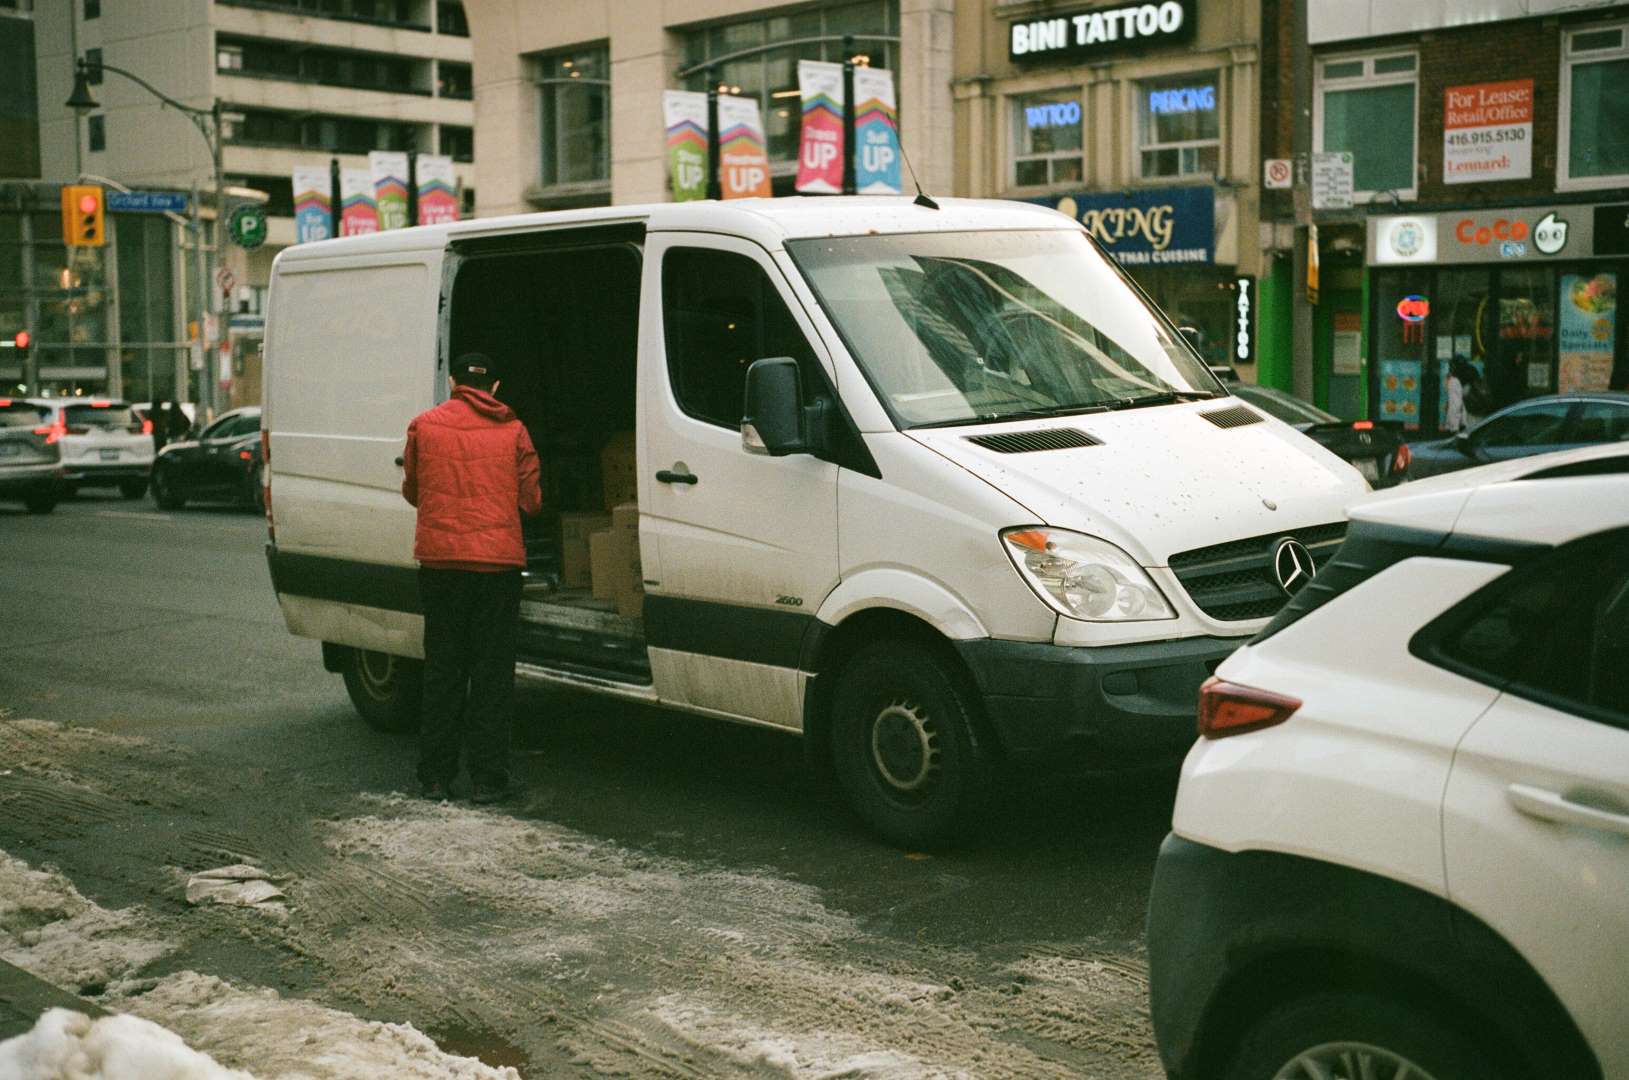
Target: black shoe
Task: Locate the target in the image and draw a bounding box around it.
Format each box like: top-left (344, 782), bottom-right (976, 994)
top-left (469, 782), bottom-right (513, 806)
top-left (420, 778), bottom-right (450, 801)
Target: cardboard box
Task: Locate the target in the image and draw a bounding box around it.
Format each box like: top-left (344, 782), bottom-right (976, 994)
top-left (590, 502), bottom-right (643, 617)
top-left (559, 511), bottom-right (611, 588)
top-left (589, 530), bottom-right (617, 601)
top-left (600, 431), bottom-right (637, 510)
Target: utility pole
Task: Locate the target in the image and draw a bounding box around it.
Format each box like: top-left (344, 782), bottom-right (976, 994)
top-left (1290, 0), bottom-right (1315, 402)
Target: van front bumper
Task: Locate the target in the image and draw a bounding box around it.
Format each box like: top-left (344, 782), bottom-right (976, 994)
top-left (953, 635), bottom-right (1244, 764)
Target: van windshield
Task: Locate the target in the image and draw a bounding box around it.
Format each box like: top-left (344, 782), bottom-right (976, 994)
top-left (787, 230), bottom-right (1222, 428)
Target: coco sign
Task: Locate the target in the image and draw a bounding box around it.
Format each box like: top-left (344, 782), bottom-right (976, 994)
top-left (1010, 0), bottom-right (1196, 62)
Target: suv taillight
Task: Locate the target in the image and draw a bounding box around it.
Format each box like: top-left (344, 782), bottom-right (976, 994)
top-left (1392, 442), bottom-right (1412, 474)
top-left (33, 422), bottom-right (65, 445)
top-left (1198, 677), bottom-right (1301, 739)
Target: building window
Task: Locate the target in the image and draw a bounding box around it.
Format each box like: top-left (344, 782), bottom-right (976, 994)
top-left (1315, 51), bottom-right (1417, 199)
top-left (1012, 93), bottom-right (1083, 187)
top-left (437, 0), bottom-right (468, 37)
top-left (223, 106), bottom-right (421, 154)
top-left (1561, 22), bottom-right (1629, 188)
top-left (1139, 73), bottom-right (1219, 179)
top-left (440, 124), bottom-right (473, 162)
top-left (86, 48), bottom-right (103, 84)
top-left (84, 0), bottom-right (99, 19)
top-left (87, 114), bottom-right (105, 152)
top-left (532, 47), bottom-right (608, 189)
top-left (217, 44), bottom-right (242, 71)
top-left (679, 1), bottom-right (899, 170)
top-left (438, 60), bottom-right (471, 99)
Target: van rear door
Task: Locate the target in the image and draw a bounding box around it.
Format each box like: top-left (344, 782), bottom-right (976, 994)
top-left (639, 234), bottom-right (840, 730)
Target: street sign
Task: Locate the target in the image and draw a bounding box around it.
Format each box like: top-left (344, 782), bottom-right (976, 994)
top-left (228, 205), bottom-right (267, 250)
top-left (1263, 158), bottom-right (1292, 190)
top-left (1311, 152), bottom-right (1354, 210)
top-left (106, 191), bottom-right (189, 214)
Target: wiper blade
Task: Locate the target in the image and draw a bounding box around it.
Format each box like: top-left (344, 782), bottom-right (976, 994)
top-left (912, 403), bottom-right (1115, 429)
top-left (1099, 390), bottom-right (1220, 410)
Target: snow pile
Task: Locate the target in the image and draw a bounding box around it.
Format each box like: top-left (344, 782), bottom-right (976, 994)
top-left (0, 853), bottom-right (173, 992)
top-left (0, 1007), bottom-right (253, 1080)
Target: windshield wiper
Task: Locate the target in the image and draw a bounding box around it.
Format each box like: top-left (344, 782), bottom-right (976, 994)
top-left (1097, 390), bottom-right (1221, 410)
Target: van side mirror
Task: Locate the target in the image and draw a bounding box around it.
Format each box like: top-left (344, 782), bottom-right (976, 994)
top-left (742, 357), bottom-right (812, 456)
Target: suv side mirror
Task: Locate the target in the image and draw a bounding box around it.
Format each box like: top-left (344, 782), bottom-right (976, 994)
top-left (742, 357), bottom-right (813, 456)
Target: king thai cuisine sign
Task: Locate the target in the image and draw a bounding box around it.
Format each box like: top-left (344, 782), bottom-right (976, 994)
top-left (1010, 1), bottom-right (1196, 62)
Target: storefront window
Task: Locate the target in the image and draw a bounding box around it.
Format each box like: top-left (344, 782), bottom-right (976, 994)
top-left (1373, 270), bottom-right (1432, 430)
top-left (1138, 73), bottom-right (1219, 180)
top-left (533, 46), bottom-right (609, 189)
top-left (1562, 23), bottom-right (1629, 187)
top-left (1012, 94), bottom-right (1083, 187)
top-left (1316, 52), bottom-right (1417, 199)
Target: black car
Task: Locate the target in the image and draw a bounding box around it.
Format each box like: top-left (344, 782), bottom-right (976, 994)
top-left (1229, 382), bottom-right (1409, 487)
top-left (1405, 391), bottom-right (1629, 480)
top-left (151, 406), bottom-right (263, 510)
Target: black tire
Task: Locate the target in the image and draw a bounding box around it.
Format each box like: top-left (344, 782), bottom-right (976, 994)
top-left (23, 494), bottom-right (57, 514)
top-left (340, 647), bottom-right (423, 734)
top-left (119, 478), bottom-right (148, 499)
top-left (151, 464), bottom-right (185, 509)
top-left (829, 639), bottom-right (990, 849)
top-left (1223, 991), bottom-right (1506, 1080)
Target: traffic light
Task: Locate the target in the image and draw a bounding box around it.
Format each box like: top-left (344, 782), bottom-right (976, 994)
top-left (61, 184), bottom-right (106, 247)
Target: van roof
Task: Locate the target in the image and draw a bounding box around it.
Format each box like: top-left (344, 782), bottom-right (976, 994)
top-left (274, 196), bottom-right (1075, 264)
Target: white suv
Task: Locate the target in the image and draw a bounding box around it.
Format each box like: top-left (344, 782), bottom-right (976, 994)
top-left (1148, 443), bottom-right (1629, 1080)
top-left (28, 398), bottom-right (154, 499)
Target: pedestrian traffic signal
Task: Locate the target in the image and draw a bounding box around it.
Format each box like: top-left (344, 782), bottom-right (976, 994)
top-left (61, 185), bottom-right (105, 247)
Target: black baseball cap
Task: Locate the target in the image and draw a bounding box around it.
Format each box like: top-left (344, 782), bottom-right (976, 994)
top-left (451, 353), bottom-right (495, 382)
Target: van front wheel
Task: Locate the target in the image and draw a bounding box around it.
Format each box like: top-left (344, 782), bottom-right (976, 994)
top-left (340, 648), bottom-right (423, 734)
top-left (830, 640), bottom-right (989, 850)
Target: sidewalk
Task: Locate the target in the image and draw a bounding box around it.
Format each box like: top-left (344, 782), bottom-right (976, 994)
top-left (0, 959), bottom-right (106, 1043)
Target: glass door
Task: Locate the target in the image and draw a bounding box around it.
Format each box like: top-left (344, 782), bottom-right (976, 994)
top-left (1373, 269), bottom-right (1433, 432)
top-left (1491, 267), bottom-right (1557, 409)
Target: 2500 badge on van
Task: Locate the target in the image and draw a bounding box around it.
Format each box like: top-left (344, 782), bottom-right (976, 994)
top-left (261, 198), bottom-right (1364, 847)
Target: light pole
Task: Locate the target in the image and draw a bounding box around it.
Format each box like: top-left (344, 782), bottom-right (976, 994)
top-left (66, 56), bottom-right (226, 417)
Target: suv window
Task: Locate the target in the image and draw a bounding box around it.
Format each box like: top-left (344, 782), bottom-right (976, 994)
top-left (203, 413), bottom-right (257, 440)
top-left (662, 248), bottom-right (822, 430)
top-left (64, 403), bottom-right (137, 429)
top-left (1569, 400), bottom-right (1629, 444)
top-left (1474, 401), bottom-right (1572, 449)
top-left (1434, 528), bottom-right (1629, 725)
top-left (0, 402), bottom-right (48, 428)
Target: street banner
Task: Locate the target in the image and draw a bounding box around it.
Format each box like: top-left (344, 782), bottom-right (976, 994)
top-left (663, 90), bottom-right (710, 202)
top-left (416, 154), bottom-right (459, 225)
top-left (1557, 272), bottom-right (1617, 392)
top-left (339, 167), bottom-right (379, 236)
top-left (795, 61), bottom-right (845, 194)
top-left (292, 166), bottom-right (332, 244)
top-left (369, 151), bottom-right (410, 230)
top-left (853, 66), bottom-right (902, 195)
top-left (1443, 79), bottom-right (1532, 185)
top-left (717, 94), bottom-right (772, 199)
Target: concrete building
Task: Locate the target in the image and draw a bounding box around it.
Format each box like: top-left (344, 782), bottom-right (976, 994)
top-left (467, 0), bottom-right (953, 216)
top-left (26, 0), bottom-right (475, 405)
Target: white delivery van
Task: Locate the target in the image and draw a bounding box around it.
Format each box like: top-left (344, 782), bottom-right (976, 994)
top-left (262, 197), bottom-right (1365, 847)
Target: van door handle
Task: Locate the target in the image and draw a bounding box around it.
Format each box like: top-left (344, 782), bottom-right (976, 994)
top-left (1507, 784), bottom-right (1629, 839)
top-left (656, 468), bottom-right (698, 485)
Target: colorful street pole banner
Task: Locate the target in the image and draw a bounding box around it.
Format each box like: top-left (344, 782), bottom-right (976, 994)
top-left (1557, 272), bottom-right (1617, 393)
top-left (339, 167), bottom-right (379, 236)
top-left (853, 66), bottom-right (902, 194)
top-left (717, 94), bottom-right (773, 199)
top-left (795, 60), bottom-right (845, 194)
top-left (1443, 79), bottom-right (1533, 185)
top-left (369, 151), bottom-right (410, 230)
top-left (416, 154), bottom-right (459, 225)
top-left (663, 90), bottom-right (710, 202)
top-left (292, 165), bottom-right (332, 244)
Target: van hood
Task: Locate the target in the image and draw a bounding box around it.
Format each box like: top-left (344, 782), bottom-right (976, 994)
top-left (905, 401), bottom-right (1368, 566)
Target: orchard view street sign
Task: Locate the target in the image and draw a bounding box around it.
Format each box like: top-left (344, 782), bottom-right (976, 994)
top-left (1009, 0), bottom-right (1196, 63)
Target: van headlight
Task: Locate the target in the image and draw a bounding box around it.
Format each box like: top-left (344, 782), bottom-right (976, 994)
top-left (1001, 527), bottom-right (1175, 622)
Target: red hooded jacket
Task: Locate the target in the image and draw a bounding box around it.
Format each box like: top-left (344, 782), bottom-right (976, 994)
top-left (401, 385), bottom-right (542, 571)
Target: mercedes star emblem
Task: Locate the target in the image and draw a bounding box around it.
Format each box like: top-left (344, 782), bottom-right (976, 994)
top-left (1272, 538), bottom-right (1317, 597)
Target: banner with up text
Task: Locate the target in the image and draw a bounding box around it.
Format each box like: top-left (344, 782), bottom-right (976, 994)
top-left (795, 61), bottom-right (844, 194)
top-left (292, 165), bottom-right (332, 244)
top-left (853, 67), bottom-right (902, 194)
top-left (369, 151), bottom-right (410, 230)
top-left (339, 168), bottom-right (379, 236)
top-left (663, 90), bottom-right (710, 202)
top-left (717, 94), bottom-right (773, 199)
top-left (416, 154), bottom-right (459, 224)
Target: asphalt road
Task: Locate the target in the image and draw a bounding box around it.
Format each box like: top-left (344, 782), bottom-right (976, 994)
top-left (0, 489), bottom-right (1180, 1077)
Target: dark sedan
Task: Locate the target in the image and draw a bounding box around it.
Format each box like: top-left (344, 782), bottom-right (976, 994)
top-left (151, 406), bottom-right (263, 510)
top-left (1230, 382), bottom-right (1409, 487)
top-left (1405, 392), bottom-right (1629, 480)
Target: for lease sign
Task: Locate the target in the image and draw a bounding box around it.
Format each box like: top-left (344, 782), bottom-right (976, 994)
top-left (1443, 79), bottom-right (1532, 184)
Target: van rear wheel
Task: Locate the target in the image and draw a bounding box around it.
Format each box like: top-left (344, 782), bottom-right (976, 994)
top-left (341, 648), bottom-right (423, 734)
top-left (830, 640), bottom-right (989, 850)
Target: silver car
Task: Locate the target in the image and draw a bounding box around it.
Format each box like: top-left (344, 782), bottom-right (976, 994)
top-left (0, 398), bottom-right (67, 513)
top-left (27, 398), bottom-right (155, 499)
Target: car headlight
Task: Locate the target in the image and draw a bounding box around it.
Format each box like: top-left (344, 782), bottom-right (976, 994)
top-left (1001, 527), bottom-right (1175, 622)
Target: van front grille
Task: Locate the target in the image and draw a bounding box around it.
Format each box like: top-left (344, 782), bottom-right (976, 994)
top-left (965, 428), bottom-right (1101, 453)
top-left (1169, 522), bottom-right (1347, 622)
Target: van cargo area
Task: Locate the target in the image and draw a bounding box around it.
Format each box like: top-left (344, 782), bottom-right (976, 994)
top-left (447, 233), bottom-right (649, 683)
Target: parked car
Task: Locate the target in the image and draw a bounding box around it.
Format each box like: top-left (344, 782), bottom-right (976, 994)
top-left (1230, 381), bottom-right (1410, 487)
top-left (1147, 442), bottom-right (1629, 1080)
top-left (0, 397), bottom-right (67, 513)
top-left (28, 397), bottom-right (154, 498)
top-left (150, 406), bottom-right (263, 510)
top-left (1405, 390), bottom-right (1629, 480)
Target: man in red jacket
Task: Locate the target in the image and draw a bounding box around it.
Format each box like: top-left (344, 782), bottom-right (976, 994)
top-left (401, 354), bottom-right (542, 803)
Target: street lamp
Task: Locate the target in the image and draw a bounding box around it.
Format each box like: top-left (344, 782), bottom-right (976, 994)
top-left (66, 56), bottom-right (227, 416)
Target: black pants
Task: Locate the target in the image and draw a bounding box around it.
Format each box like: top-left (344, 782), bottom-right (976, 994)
top-left (417, 567), bottom-right (521, 789)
